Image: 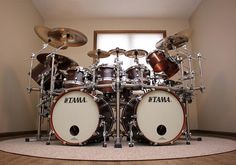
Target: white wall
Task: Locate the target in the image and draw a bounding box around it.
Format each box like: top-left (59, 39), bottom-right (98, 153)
top-left (190, 0), bottom-right (236, 132)
top-left (0, 0), bottom-right (44, 133)
top-left (44, 18), bottom-right (199, 129)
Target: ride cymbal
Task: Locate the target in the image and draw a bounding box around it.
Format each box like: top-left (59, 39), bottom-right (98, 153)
top-left (87, 49), bottom-right (110, 58)
top-left (37, 53), bottom-right (78, 70)
top-left (125, 49), bottom-right (148, 58)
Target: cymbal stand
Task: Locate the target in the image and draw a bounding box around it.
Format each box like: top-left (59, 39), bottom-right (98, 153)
top-left (25, 43), bottom-right (49, 142)
top-left (46, 44), bottom-right (66, 145)
top-left (114, 48), bottom-right (122, 148)
top-left (27, 43), bottom-right (49, 93)
top-left (197, 53), bottom-right (205, 92)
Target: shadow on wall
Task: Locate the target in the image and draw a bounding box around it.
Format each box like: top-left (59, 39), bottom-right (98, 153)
top-left (1, 65), bottom-right (36, 132)
top-left (198, 71), bottom-right (230, 131)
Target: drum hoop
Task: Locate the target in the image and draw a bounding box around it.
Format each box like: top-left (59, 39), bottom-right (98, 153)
top-left (135, 88), bottom-right (186, 144)
top-left (63, 80), bottom-right (84, 85)
top-left (50, 89), bottom-right (100, 145)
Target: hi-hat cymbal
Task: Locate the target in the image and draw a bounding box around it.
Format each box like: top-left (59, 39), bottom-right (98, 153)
top-left (34, 25), bottom-right (87, 49)
top-left (108, 48), bottom-right (126, 56)
top-left (156, 29), bottom-right (191, 50)
top-left (87, 49), bottom-right (110, 58)
top-left (37, 53), bottom-right (78, 70)
top-left (125, 49), bottom-right (148, 58)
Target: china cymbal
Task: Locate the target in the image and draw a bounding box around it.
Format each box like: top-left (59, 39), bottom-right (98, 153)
top-left (34, 25), bottom-right (87, 49)
top-left (108, 48), bottom-right (126, 56)
top-left (156, 29), bottom-right (191, 50)
top-left (125, 49), bottom-right (148, 58)
top-left (37, 53), bottom-right (78, 70)
top-left (87, 49), bottom-right (110, 58)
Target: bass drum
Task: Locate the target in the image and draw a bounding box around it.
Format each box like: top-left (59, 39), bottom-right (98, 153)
top-left (122, 89), bottom-right (185, 145)
top-left (50, 90), bottom-right (113, 145)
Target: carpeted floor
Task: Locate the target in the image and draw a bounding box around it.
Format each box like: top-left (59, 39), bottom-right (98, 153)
top-left (0, 136), bottom-right (235, 161)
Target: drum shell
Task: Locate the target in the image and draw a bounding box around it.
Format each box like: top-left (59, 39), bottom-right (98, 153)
top-left (31, 63), bottom-right (63, 90)
top-left (146, 50), bottom-right (168, 73)
top-left (64, 68), bottom-right (92, 88)
top-left (96, 65), bottom-right (115, 93)
top-left (125, 66), bottom-right (150, 84)
top-left (147, 50), bottom-right (179, 78)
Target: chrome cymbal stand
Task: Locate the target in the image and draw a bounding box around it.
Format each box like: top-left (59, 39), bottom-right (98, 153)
top-left (25, 43), bottom-right (49, 142)
top-left (114, 48), bottom-right (123, 148)
top-left (46, 44), bottom-right (66, 145)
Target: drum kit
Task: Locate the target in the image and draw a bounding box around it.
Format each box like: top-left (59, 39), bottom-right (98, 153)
top-left (26, 26), bottom-right (205, 148)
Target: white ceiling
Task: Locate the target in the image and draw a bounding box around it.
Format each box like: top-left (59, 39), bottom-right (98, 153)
top-left (32, 0), bottom-right (202, 21)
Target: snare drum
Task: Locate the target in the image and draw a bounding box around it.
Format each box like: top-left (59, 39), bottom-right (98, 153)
top-left (50, 90), bottom-right (114, 145)
top-left (147, 50), bottom-right (179, 78)
top-left (64, 66), bottom-right (92, 88)
top-left (96, 64), bottom-right (115, 93)
top-left (122, 89), bottom-right (185, 145)
top-left (125, 65), bottom-right (150, 84)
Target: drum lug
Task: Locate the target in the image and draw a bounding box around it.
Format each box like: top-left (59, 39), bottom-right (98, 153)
top-left (136, 96), bottom-right (142, 101)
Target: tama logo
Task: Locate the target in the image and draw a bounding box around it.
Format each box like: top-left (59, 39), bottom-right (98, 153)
top-left (148, 96), bottom-right (171, 103)
top-left (64, 97), bottom-right (87, 103)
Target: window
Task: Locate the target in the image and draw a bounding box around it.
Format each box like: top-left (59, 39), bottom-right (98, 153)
top-left (94, 30), bottom-right (166, 70)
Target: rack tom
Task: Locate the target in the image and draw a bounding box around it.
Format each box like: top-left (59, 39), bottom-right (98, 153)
top-left (147, 50), bottom-right (179, 78)
top-left (96, 64), bottom-right (115, 93)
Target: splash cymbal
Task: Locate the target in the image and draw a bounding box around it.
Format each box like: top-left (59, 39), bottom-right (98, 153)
top-left (87, 49), bottom-right (110, 58)
top-left (125, 49), bottom-right (148, 58)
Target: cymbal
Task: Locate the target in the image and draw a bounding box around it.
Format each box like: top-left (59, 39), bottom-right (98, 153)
top-left (156, 29), bottom-right (191, 50)
top-left (48, 27), bottom-right (87, 47)
top-left (108, 48), bottom-right (126, 56)
top-left (125, 49), bottom-right (148, 58)
top-left (87, 49), bottom-right (110, 58)
top-left (34, 25), bottom-right (87, 49)
top-left (34, 25), bottom-right (65, 49)
top-left (37, 53), bottom-right (78, 70)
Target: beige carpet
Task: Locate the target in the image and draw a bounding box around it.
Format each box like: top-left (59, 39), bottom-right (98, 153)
top-left (0, 137), bottom-right (235, 161)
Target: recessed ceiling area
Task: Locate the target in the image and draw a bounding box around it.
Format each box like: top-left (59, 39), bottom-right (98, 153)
top-left (32, 0), bottom-right (202, 21)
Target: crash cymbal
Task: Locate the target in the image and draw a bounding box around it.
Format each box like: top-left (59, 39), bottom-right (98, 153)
top-left (34, 25), bottom-right (66, 49)
top-left (125, 49), bottom-right (148, 58)
top-left (87, 49), bottom-right (110, 58)
top-left (37, 53), bottom-right (78, 70)
top-left (48, 27), bottom-right (87, 47)
top-left (108, 48), bottom-right (126, 56)
top-left (34, 25), bottom-right (87, 49)
top-left (156, 29), bottom-right (191, 50)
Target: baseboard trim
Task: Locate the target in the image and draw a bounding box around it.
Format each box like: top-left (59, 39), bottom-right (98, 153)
top-left (0, 130), bottom-right (37, 138)
top-left (191, 130), bottom-right (236, 137)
